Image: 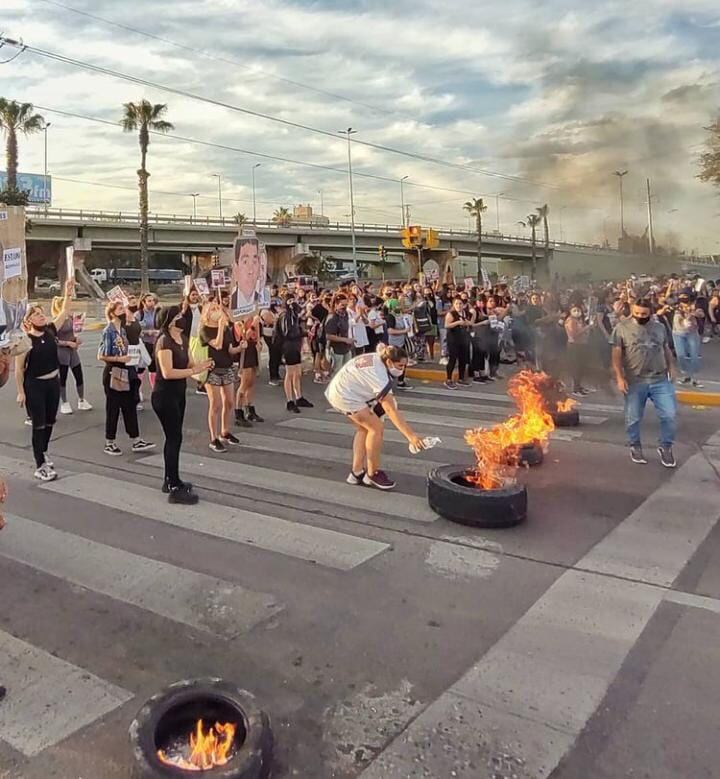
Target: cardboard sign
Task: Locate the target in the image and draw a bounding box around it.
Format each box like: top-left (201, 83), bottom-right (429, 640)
top-left (210, 269), bottom-right (227, 289)
top-left (65, 246), bottom-right (75, 281)
top-left (230, 234), bottom-right (269, 317)
top-left (106, 285), bottom-right (128, 307)
top-left (422, 259), bottom-right (440, 281)
top-left (72, 313), bottom-right (85, 334)
top-left (126, 344), bottom-right (141, 367)
top-left (0, 211), bottom-right (7, 221)
top-left (194, 277), bottom-right (210, 296)
top-left (481, 267), bottom-right (491, 287)
top-left (183, 275), bottom-right (193, 297)
top-left (2, 247), bottom-right (22, 280)
top-left (464, 277), bottom-right (475, 290)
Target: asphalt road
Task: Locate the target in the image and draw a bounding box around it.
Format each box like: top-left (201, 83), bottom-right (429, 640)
top-left (1, 335), bottom-right (719, 778)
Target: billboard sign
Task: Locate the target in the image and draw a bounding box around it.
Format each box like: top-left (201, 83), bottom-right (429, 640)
top-left (0, 171), bottom-right (52, 205)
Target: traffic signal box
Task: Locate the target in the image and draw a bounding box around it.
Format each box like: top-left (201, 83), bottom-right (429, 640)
top-left (401, 225), bottom-right (439, 249)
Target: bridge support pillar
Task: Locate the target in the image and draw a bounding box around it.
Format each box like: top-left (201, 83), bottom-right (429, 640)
top-left (266, 245), bottom-right (297, 283)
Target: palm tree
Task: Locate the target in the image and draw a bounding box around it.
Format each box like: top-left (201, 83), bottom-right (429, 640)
top-left (272, 207), bottom-right (291, 226)
top-left (536, 204), bottom-right (550, 269)
top-left (523, 213), bottom-right (542, 279)
top-left (234, 212), bottom-right (248, 229)
top-left (463, 197), bottom-right (488, 281)
top-left (121, 100), bottom-right (174, 293)
top-left (0, 99), bottom-right (44, 194)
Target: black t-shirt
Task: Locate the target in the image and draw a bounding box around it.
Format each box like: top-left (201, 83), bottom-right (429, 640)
top-left (154, 333), bottom-right (189, 393)
top-left (311, 303), bottom-right (329, 323)
top-left (325, 312), bottom-right (351, 354)
top-left (123, 317), bottom-right (142, 346)
top-left (199, 324), bottom-right (236, 369)
top-left (26, 324), bottom-right (59, 378)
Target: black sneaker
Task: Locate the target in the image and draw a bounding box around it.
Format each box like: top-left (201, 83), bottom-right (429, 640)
top-left (444, 380), bottom-right (458, 390)
top-left (287, 400), bottom-right (300, 413)
top-left (362, 469), bottom-right (396, 490)
top-left (657, 445), bottom-right (677, 469)
top-left (346, 470), bottom-right (365, 485)
top-left (396, 382), bottom-right (412, 390)
top-left (104, 442), bottom-right (122, 457)
top-left (195, 385), bottom-right (207, 395)
top-left (221, 432), bottom-right (241, 446)
top-left (630, 445), bottom-right (647, 464)
top-left (132, 440), bottom-right (157, 453)
top-left (296, 397), bottom-right (314, 408)
top-left (691, 380), bottom-right (704, 389)
top-left (209, 438), bottom-right (227, 453)
top-left (473, 376), bottom-right (489, 383)
top-left (679, 376), bottom-right (691, 385)
top-left (235, 410), bottom-right (253, 428)
top-left (247, 406), bottom-right (264, 422)
top-left (162, 478), bottom-right (193, 494)
top-left (168, 484), bottom-right (199, 505)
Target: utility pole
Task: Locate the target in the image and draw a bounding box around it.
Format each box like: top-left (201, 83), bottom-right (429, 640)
top-left (252, 163), bottom-right (261, 223)
top-left (400, 176), bottom-right (409, 227)
top-left (317, 189), bottom-right (324, 216)
top-left (614, 170), bottom-right (628, 238)
top-left (646, 177), bottom-right (655, 254)
top-left (405, 204), bottom-right (411, 226)
top-left (212, 173), bottom-right (223, 219)
top-left (495, 192), bottom-right (503, 232)
top-left (190, 193), bottom-right (199, 220)
top-left (43, 121), bottom-right (52, 214)
top-left (338, 127), bottom-right (358, 279)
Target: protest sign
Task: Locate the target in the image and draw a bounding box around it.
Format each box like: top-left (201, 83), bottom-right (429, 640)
top-left (2, 247), bottom-right (22, 280)
top-left (481, 267), bottom-right (490, 287)
top-left (72, 313), bottom-right (86, 334)
top-left (210, 269), bottom-right (227, 289)
top-left (183, 275), bottom-right (193, 297)
top-left (106, 285), bottom-right (128, 306)
top-left (194, 277), bottom-right (210, 296)
top-left (126, 344), bottom-right (141, 367)
top-left (464, 276), bottom-right (475, 290)
top-left (65, 246), bottom-right (75, 281)
top-left (0, 211), bottom-right (7, 221)
top-left (230, 234), bottom-right (269, 317)
top-left (422, 259), bottom-right (440, 281)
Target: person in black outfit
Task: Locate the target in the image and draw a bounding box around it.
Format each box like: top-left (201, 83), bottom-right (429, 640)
top-left (153, 306), bottom-right (213, 504)
top-left (444, 296), bottom-right (472, 389)
top-left (14, 279), bottom-right (74, 481)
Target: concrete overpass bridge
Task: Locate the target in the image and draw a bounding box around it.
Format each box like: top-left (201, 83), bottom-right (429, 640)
top-left (25, 207), bottom-right (712, 283)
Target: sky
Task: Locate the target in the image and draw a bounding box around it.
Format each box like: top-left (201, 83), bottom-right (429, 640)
top-left (2, 0), bottom-right (720, 253)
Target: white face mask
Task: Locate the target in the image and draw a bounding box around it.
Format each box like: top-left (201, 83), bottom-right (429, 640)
top-left (388, 365), bottom-right (404, 377)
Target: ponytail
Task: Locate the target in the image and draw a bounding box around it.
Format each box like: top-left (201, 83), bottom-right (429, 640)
top-left (377, 343), bottom-right (407, 362)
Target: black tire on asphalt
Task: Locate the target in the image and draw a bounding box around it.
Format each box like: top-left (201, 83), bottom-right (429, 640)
top-left (427, 466), bottom-right (528, 528)
top-left (515, 443), bottom-right (544, 467)
top-left (552, 408), bottom-right (580, 427)
top-left (129, 677), bottom-right (273, 779)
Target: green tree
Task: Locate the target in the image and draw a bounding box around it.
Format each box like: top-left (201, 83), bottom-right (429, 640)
top-left (0, 98), bottom-right (45, 193)
top-left (536, 204), bottom-right (550, 267)
top-left (121, 100), bottom-right (174, 292)
top-left (463, 197), bottom-right (488, 281)
top-left (234, 212), bottom-right (248, 228)
top-left (698, 115), bottom-right (720, 188)
top-left (272, 207), bottom-right (291, 226)
top-left (520, 213), bottom-right (542, 279)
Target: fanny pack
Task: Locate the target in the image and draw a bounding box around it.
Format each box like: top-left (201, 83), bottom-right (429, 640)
top-left (109, 367), bottom-right (130, 392)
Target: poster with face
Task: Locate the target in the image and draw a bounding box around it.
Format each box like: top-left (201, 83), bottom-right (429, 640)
top-left (231, 234), bottom-right (269, 317)
top-left (0, 205), bottom-right (28, 349)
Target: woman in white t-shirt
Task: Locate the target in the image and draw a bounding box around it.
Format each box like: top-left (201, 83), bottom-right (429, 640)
top-left (325, 344), bottom-right (425, 491)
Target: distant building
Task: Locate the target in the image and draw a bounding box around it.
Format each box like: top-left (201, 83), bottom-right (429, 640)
top-left (291, 204), bottom-right (329, 226)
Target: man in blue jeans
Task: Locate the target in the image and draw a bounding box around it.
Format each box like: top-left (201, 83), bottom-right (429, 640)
top-left (610, 298), bottom-right (677, 468)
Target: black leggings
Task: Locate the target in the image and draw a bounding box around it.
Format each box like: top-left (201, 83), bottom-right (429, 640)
top-left (152, 389), bottom-right (186, 488)
top-left (447, 337), bottom-right (470, 381)
top-left (26, 376), bottom-right (60, 467)
top-left (264, 336), bottom-right (282, 381)
top-left (487, 345), bottom-right (501, 377)
top-left (59, 363), bottom-right (84, 402)
top-left (470, 339), bottom-right (487, 376)
top-left (103, 369), bottom-right (140, 441)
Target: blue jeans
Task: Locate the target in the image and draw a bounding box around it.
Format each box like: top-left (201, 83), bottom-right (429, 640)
top-left (624, 378), bottom-right (676, 447)
top-left (672, 332), bottom-right (700, 379)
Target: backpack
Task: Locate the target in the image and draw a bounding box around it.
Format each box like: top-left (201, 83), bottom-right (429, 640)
top-left (414, 303), bottom-right (432, 333)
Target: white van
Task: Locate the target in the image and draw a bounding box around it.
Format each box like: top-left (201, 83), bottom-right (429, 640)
top-left (90, 268), bottom-right (107, 283)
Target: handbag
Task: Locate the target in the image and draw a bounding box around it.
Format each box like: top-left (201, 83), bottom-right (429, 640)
top-left (109, 367), bottom-right (130, 392)
top-left (137, 340), bottom-right (152, 369)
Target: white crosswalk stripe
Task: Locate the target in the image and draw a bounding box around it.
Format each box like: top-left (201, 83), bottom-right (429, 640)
top-left (43, 474), bottom-right (391, 571)
top-left (138, 453), bottom-right (440, 523)
top-left (0, 629), bottom-right (133, 757)
top-left (0, 514), bottom-right (282, 638)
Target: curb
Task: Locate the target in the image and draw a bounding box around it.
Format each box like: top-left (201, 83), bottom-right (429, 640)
top-left (405, 367), bottom-right (720, 408)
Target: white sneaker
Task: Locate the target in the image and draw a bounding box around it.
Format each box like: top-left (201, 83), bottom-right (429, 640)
top-left (34, 463), bottom-right (57, 482)
top-left (702, 336), bottom-right (711, 344)
top-left (136, 402), bottom-right (144, 411)
top-left (438, 357), bottom-right (449, 366)
top-left (24, 418), bottom-right (33, 426)
top-left (59, 401), bottom-right (73, 415)
top-left (77, 399), bottom-right (93, 411)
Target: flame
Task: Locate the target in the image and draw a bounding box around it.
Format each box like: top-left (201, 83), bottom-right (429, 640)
top-left (158, 719), bottom-right (236, 772)
top-left (464, 370), bottom-right (556, 490)
top-left (556, 397), bottom-right (577, 413)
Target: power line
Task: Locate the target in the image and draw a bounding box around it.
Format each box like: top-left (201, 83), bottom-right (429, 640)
top-left (0, 35), bottom-right (558, 190)
top-left (35, 0), bottom-right (397, 118)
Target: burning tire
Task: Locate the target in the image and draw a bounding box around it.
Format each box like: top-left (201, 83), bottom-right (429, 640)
top-left (551, 408), bottom-right (580, 427)
top-left (129, 677), bottom-right (273, 779)
top-left (427, 466), bottom-right (527, 528)
top-left (514, 442), bottom-right (544, 467)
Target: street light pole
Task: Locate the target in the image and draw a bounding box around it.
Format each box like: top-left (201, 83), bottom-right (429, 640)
top-left (339, 127), bottom-right (358, 279)
top-left (252, 163), bottom-right (261, 223)
top-left (190, 193), bottom-right (199, 221)
top-left (212, 173), bottom-right (223, 220)
top-left (495, 192), bottom-right (503, 232)
top-left (614, 170), bottom-right (628, 238)
top-left (400, 176), bottom-right (409, 227)
top-left (317, 189), bottom-right (324, 216)
top-left (43, 121), bottom-right (52, 213)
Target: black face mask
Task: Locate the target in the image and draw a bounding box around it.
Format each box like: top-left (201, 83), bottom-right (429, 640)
top-left (634, 315), bottom-right (651, 325)
top-left (119, 314), bottom-right (127, 326)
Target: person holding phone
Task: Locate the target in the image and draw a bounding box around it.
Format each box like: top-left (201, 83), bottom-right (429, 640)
top-left (153, 306), bottom-right (213, 504)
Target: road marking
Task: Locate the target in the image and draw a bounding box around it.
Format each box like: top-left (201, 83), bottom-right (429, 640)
top-left (664, 589), bottom-right (720, 615)
top-left (399, 396), bottom-right (608, 425)
top-left (138, 453), bottom-right (440, 523)
top-left (43, 474), bottom-right (390, 571)
top-left (231, 431), bottom-right (445, 476)
top-left (0, 514), bottom-right (282, 638)
top-left (405, 384), bottom-right (623, 414)
top-left (0, 629), bottom-right (132, 757)
top-left (360, 447), bottom-right (720, 778)
top-left (579, 453), bottom-right (719, 586)
top-left (326, 408), bottom-right (584, 440)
